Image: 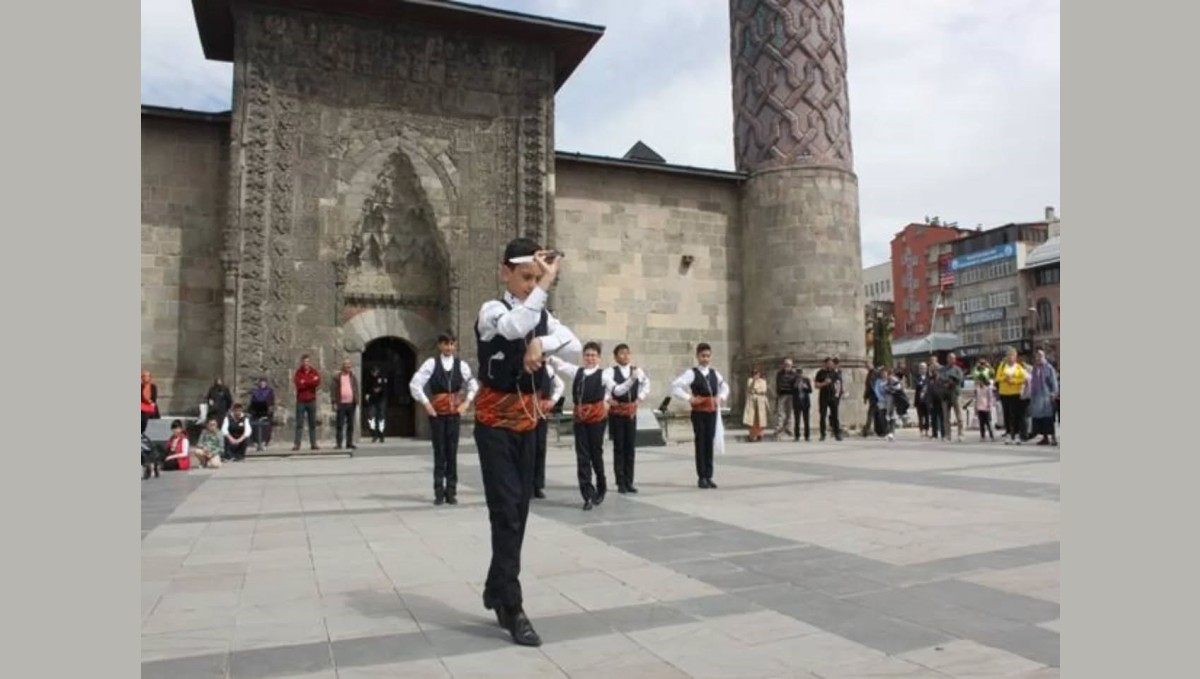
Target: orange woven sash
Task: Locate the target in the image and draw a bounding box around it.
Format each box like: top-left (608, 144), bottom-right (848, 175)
top-left (474, 386), bottom-right (539, 433)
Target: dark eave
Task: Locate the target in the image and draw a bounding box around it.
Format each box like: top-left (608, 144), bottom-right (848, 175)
top-left (191, 0), bottom-right (604, 91)
top-left (556, 151), bottom-right (745, 182)
top-left (141, 105), bottom-right (232, 124)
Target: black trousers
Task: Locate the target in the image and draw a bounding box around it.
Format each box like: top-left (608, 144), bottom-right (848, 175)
top-left (690, 411), bottom-right (716, 481)
top-left (368, 400), bottom-right (387, 439)
top-left (792, 400), bottom-right (811, 440)
top-left (534, 417), bottom-right (548, 492)
top-left (609, 414), bottom-right (637, 488)
top-left (819, 396), bottom-right (841, 438)
top-left (574, 419), bottom-right (608, 501)
top-left (336, 404), bottom-right (357, 447)
top-left (916, 401), bottom-right (929, 432)
top-left (977, 410), bottom-right (994, 438)
top-left (226, 438), bottom-right (248, 460)
top-left (1000, 395), bottom-right (1026, 441)
top-left (928, 396), bottom-right (945, 439)
top-left (474, 423), bottom-right (536, 610)
top-left (431, 414), bottom-right (461, 493)
top-left (294, 402), bottom-right (318, 447)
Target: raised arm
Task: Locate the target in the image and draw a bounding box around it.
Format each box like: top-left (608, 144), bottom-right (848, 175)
top-left (540, 312), bottom-right (582, 362)
top-left (546, 355), bottom-right (579, 380)
top-left (479, 289), bottom-right (550, 342)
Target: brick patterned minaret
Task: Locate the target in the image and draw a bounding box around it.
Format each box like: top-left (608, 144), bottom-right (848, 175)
top-left (730, 0), bottom-right (867, 419)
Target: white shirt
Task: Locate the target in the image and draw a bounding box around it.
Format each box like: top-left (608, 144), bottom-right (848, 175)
top-left (671, 365), bottom-right (730, 403)
top-left (547, 365), bottom-right (565, 403)
top-left (546, 356), bottom-right (611, 400)
top-left (221, 414), bottom-right (253, 440)
top-left (604, 364), bottom-right (650, 402)
top-left (410, 354), bottom-right (480, 405)
top-left (476, 288), bottom-right (582, 363)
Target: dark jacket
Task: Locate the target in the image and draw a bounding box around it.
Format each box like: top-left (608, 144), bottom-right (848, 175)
top-left (330, 371), bottom-right (360, 406)
top-left (206, 384), bottom-right (233, 414)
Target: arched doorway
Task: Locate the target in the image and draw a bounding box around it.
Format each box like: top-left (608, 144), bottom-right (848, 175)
top-left (362, 337), bottom-right (418, 438)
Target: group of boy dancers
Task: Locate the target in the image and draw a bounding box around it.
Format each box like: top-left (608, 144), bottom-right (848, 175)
top-left (403, 237), bottom-right (731, 647)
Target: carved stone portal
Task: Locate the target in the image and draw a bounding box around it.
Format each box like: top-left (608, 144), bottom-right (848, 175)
top-left (339, 146), bottom-right (450, 312)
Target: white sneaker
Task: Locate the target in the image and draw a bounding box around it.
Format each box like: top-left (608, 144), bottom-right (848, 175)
top-left (886, 433), bottom-right (894, 441)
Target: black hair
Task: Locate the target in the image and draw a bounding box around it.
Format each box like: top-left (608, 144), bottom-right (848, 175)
top-left (170, 419), bottom-right (184, 429)
top-left (503, 237), bottom-right (542, 266)
top-left (438, 332), bottom-right (457, 344)
top-left (696, 342), bottom-right (712, 354)
top-left (613, 343), bottom-right (630, 356)
top-left (583, 341), bottom-right (603, 354)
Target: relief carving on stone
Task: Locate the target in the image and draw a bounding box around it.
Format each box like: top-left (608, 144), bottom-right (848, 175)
top-left (337, 146), bottom-right (449, 313)
top-left (730, 0), bottom-right (854, 173)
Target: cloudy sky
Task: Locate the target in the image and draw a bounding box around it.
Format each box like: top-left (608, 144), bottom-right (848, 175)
top-left (142, 0), bottom-right (1059, 267)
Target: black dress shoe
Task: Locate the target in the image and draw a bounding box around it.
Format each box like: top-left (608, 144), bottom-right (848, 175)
top-left (698, 479), bottom-right (707, 489)
top-left (582, 499), bottom-right (594, 511)
top-left (348, 444), bottom-right (357, 450)
top-left (707, 479), bottom-right (718, 489)
top-left (534, 489), bottom-right (546, 499)
top-left (434, 493), bottom-right (446, 506)
top-left (504, 609), bottom-right (542, 647)
top-left (446, 493), bottom-right (458, 505)
top-left (617, 485), bottom-right (628, 494)
top-left (594, 492), bottom-right (605, 506)
top-left (626, 485), bottom-right (639, 494)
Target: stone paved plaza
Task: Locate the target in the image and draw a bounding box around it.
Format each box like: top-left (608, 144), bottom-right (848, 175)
top-left (141, 431), bottom-right (1060, 678)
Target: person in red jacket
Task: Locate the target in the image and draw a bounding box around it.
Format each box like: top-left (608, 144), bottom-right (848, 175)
top-left (292, 354), bottom-right (322, 451)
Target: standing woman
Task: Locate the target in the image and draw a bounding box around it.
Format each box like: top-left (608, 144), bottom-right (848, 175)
top-left (141, 370), bottom-right (160, 433)
top-left (996, 348), bottom-right (1029, 445)
top-left (1027, 350), bottom-right (1059, 446)
top-left (248, 377), bottom-right (276, 451)
top-left (742, 366), bottom-right (770, 442)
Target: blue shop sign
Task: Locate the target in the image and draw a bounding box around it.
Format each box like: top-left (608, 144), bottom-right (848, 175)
top-left (949, 243), bottom-right (1016, 272)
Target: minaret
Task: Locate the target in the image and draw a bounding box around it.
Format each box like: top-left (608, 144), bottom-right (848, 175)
top-left (730, 0), bottom-right (867, 413)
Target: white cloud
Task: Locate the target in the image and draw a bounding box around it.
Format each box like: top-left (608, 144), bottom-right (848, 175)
top-left (140, 0), bottom-right (1059, 267)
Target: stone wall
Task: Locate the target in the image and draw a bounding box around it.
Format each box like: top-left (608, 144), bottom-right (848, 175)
top-left (552, 160), bottom-right (744, 411)
top-left (141, 116), bottom-right (229, 414)
top-left (225, 3), bottom-right (558, 435)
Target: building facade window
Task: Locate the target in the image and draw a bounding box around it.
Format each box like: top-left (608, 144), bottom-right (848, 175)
top-left (1037, 298), bottom-right (1053, 332)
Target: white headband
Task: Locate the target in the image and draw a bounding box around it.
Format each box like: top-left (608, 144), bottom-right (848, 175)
top-left (506, 255), bottom-right (535, 264)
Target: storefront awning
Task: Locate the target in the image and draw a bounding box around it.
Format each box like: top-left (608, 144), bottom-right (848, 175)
top-left (892, 333), bottom-right (961, 356)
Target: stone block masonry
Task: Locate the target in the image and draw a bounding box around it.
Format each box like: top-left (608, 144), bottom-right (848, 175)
top-left (554, 160), bottom-right (743, 411)
top-left (141, 116), bottom-right (229, 414)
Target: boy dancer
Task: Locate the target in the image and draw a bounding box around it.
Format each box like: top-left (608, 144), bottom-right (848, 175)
top-left (473, 237), bottom-right (581, 646)
top-left (670, 343), bottom-right (729, 489)
top-left (533, 363), bottom-right (565, 500)
top-left (547, 343), bottom-right (610, 511)
top-left (604, 343), bottom-right (650, 494)
top-left (410, 333), bottom-right (479, 506)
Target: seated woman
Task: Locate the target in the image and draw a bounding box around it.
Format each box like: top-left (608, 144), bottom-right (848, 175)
top-left (161, 420), bottom-right (191, 471)
top-left (192, 418), bottom-right (225, 469)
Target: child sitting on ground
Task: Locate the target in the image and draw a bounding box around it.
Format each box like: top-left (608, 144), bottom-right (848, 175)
top-left (192, 418), bottom-right (225, 469)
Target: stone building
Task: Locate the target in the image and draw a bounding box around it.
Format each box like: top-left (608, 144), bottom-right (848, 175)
top-left (1022, 235), bottom-right (1061, 366)
top-left (141, 0), bottom-right (867, 439)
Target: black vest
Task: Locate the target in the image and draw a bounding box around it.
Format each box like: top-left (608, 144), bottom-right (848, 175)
top-left (691, 367), bottom-right (720, 397)
top-left (572, 368), bottom-right (606, 405)
top-left (227, 414), bottom-right (247, 438)
top-left (430, 356), bottom-right (464, 394)
top-left (611, 366), bottom-right (637, 403)
top-left (475, 299), bottom-right (550, 394)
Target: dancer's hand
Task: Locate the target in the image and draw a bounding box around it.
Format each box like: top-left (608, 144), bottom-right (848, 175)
top-left (535, 250), bottom-right (561, 290)
top-left (424, 403), bottom-right (437, 417)
top-left (524, 338), bottom-right (544, 373)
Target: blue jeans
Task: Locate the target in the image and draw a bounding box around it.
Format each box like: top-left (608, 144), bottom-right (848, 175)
top-left (294, 402), bottom-right (317, 448)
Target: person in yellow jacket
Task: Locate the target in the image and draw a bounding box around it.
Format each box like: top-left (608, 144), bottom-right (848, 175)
top-left (996, 348), bottom-right (1028, 444)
